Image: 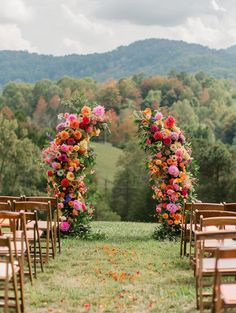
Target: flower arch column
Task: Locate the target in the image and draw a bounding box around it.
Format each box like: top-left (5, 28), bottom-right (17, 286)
top-left (42, 105), bottom-right (108, 236)
top-left (134, 108), bottom-right (195, 239)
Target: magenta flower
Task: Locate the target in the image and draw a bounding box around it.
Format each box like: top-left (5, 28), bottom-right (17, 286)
top-left (67, 138), bottom-right (75, 145)
top-left (93, 105), bottom-right (105, 117)
top-left (168, 165), bottom-right (179, 177)
top-left (60, 221), bottom-right (71, 232)
top-left (61, 144), bottom-right (69, 152)
top-left (150, 125), bottom-right (158, 132)
top-left (74, 200), bottom-right (83, 211)
top-left (68, 114), bottom-right (77, 121)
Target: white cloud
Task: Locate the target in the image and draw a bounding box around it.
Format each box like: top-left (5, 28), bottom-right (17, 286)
top-left (0, 0), bottom-right (33, 23)
top-left (0, 24), bottom-right (35, 51)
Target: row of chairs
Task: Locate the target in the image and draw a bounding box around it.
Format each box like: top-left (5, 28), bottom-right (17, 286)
top-left (180, 202), bottom-right (236, 312)
top-left (0, 195), bottom-right (62, 312)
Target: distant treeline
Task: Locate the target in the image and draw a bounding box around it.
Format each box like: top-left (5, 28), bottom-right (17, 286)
top-left (1, 38), bottom-right (236, 86)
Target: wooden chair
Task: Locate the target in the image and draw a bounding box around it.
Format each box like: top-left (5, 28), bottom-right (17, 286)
top-left (180, 202), bottom-right (192, 256)
top-left (0, 236), bottom-right (24, 313)
top-left (189, 203), bottom-right (224, 262)
top-left (13, 201), bottom-right (55, 263)
top-left (195, 229), bottom-right (236, 312)
top-left (24, 196), bottom-right (61, 255)
top-left (0, 211), bottom-right (33, 284)
top-left (190, 210), bottom-right (236, 268)
top-left (212, 248), bottom-right (236, 313)
top-left (223, 202), bottom-right (236, 213)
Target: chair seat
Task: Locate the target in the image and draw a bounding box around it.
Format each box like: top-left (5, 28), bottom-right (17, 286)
top-left (0, 261), bottom-right (19, 279)
top-left (27, 220), bottom-right (58, 230)
top-left (221, 284), bottom-right (236, 304)
top-left (0, 239), bottom-right (26, 255)
top-left (202, 258), bottom-right (236, 274)
top-left (3, 230), bottom-right (43, 241)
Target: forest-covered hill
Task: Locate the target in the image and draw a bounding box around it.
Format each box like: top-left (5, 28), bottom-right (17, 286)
top-left (0, 38), bottom-right (236, 85)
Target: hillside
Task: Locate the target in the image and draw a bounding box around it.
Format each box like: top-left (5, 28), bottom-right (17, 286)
top-left (0, 39), bottom-right (236, 85)
top-left (92, 142), bottom-right (124, 190)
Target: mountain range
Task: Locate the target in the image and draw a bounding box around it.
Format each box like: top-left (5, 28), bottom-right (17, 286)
top-left (0, 38), bottom-right (236, 85)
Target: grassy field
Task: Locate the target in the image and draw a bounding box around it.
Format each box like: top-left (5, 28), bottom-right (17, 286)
top-left (91, 142), bottom-right (123, 190)
top-left (25, 222), bottom-right (197, 313)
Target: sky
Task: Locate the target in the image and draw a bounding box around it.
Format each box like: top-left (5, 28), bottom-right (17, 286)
top-left (0, 0), bottom-right (236, 56)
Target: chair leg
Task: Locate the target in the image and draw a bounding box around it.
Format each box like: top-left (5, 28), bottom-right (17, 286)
top-left (19, 264), bottom-right (25, 313)
top-left (58, 226), bottom-right (61, 254)
top-left (37, 234), bottom-right (44, 272)
top-left (12, 271), bottom-right (20, 313)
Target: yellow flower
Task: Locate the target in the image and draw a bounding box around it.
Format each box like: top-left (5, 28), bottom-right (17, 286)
top-left (73, 145), bottom-right (80, 151)
top-left (66, 172), bottom-right (75, 181)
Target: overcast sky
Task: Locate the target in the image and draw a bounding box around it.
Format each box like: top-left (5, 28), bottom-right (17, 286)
top-left (0, 0), bottom-right (236, 55)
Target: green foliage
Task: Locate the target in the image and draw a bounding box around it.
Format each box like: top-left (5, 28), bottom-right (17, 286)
top-left (153, 223), bottom-right (181, 241)
top-left (0, 114), bottom-right (46, 195)
top-left (110, 141), bottom-right (156, 222)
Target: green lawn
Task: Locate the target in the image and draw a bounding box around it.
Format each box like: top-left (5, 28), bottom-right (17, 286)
top-left (25, 222), bottom-right (197, 313)
top-left (92, 142), bottom-right (123, 190)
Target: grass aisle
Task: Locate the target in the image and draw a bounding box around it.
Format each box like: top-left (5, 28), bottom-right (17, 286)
top-left (25, 222), bottom-right (197, 313)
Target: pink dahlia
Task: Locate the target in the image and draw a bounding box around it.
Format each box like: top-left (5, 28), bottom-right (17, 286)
top-left (168, 165), bottom-right (179, 177)
top-left (93, 105), bottom-right (105, 117)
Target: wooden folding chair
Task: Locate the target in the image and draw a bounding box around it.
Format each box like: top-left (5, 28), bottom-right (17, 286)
top-left (0, 212), bottom-right (33, 284)
top-left (0, 236), bottom-right (24, 313)
top-left (13, 201), bottom-right (55, 263)
top-left (189, 203), bottom-right (224, 263)
top-left (25, 196), bottom-right (61, 255)
top-left (212, 247), bottom-right (236, 313)
top-left (190, 210), bottom-right (236, 268)
top-left (195, 229), bottom-right (236, 312)
top-left (180, 202), bottom-right (192, 257)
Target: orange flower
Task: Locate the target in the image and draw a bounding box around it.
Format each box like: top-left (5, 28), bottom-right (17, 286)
top-left (74, 131), bottom-right (82, 140)
top-left (167, 159), bottom-right (174, 165)
top-left (174, 219), bottom-right (180, 225)
top-left (60, 131), bottom-right (69, 140)
top-left (155, 160), bottom-right (162, 166)
top-left (162, 162), bottom-right (167, 168)
top-left (55, 138), bottom-right (62, 145)
top-left (70, 120), bottom-right (79, 129)
top-left (163, 213), bottom-right (168, 219)
top-left (168, 220), bottom-right (174, 225)
top-left (68, 201), bottom-right (74, 207)
top-left (81, 106), bottom-right (91, 116)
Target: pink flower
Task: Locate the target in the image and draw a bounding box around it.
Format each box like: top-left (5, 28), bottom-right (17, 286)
top-left (155, 112), bottom-right (163, 120)
top-left (61, 144), bottom-right (69, 152)
top-left (171, 132), bottom-right (179, 141)
top-left (60, 221), bottom-right (71, 232)
top-left (52, 162), bottom-right (59, 169)
top-left (168, 165), bottom-right (179, 177)
top-left (166, 203), bottom-right (178, 213)
top-left (93, 105), bottom-right (105, 117)
top-left (57, 203), bottom-right (64, 209)
top-left (68, 114), bottom-right (77, 122)
top-left (74, 200), bottom-right (83, 211)
top-left (146, 138), bottom-right (151, 145)
top-left (156, 152), bottom-right (162, 158)
top-left (175, 149), bottom-right (183, 157)
top-left (156, 205), bottom-right (162, 213)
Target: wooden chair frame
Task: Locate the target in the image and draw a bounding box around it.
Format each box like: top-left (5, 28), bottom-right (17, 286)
top-left (24, 196), bottom-right (61, 255)
top-left (195, 229), bottom-right (236, 312)
top-left (13, 201), bottom-right (55, 263)
top-left (0, 236), bottom-right (24, 313)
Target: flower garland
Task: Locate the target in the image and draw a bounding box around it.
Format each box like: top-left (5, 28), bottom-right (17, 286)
top-left (42, 105), bottom-right (108, 236)
top-left (134, 108), bottom-right (195, 236)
